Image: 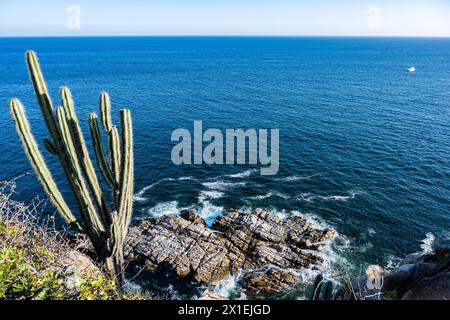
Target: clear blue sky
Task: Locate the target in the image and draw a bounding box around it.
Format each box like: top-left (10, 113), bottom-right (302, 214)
top-left (1, 0), bottom-right (449, 37)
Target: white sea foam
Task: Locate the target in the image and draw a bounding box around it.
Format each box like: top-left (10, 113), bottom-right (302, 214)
top-left (197, 200), bottom-right (224, 227)
top-left (134, 176), bottom-right (195, 202)
top-left (249, 193), bottom-right (274, 200)
top-left (134, 178), bottom-right (173, 202)
top-left (123, 280), bottom-right (145, 297)
top-left (161, 284), bottom-right (185, 300)
top-left (310, 234), bottom-right (353, 283)
top-left (248, 191), bottom-right (290, 200)
top-left (420, 232), bottom-right (435, 254)
top-left (202, 180), bottom-right (246, 191)
top-left (280, 174), bottom-right (317, 182)
top-left (146, 201), bottom-right (180, 217)
top-left (291, 210), bottom-right (334, 230)
top-left (178, 176), bottom-right (195, 181)
top-left (227, 169), bottom-right (258, 178)
top-left (385, 255), bottom-right (402, 270)
top-left (211, 271), bottom-right (246, 300)
top-left (295, 193), bottom-right (314, 202)
top-left (295, 191), bottom-right (359, 203)
top-left (279, 209), bottom-right (353, 283)
top-left (198, 190), bottom-right (225, 201)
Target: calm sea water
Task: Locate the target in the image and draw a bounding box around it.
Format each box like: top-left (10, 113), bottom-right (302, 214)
top-left (1, 37), bottom-right (450, 296)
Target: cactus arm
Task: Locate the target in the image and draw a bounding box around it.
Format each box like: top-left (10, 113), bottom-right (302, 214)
top-left (88, 113), bottom-right (118, 189)
top-left (100, 92), bottom-right (113, 132)
top-left (9, 99), bottom-right (81, 230)
top-left (117, 109), bottom-right (134, 233)
top-left (43, 139), bottom-right (57, 154)
top-left (125, 143), bottom-right (134, 232)
top-left (108, 109), bottom-right (133, 287)
top-left (56, 107), bottom-right (106, 233)
top-left (125, 175), bottom-right (134, 235)
top-left (109, 211), bottom-right (125, 283)
top-left (109, 126), bottom-right (122, 190)
top-left (26, 51), bottom-right (61, 143)
top-left (60, 87), bottom-right (111, 225)
top-left (100, 92), bottom-right (122, 193)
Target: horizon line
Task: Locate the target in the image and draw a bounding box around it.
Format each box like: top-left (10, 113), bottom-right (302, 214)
top-left (1, 34), bottom-right (450, 39)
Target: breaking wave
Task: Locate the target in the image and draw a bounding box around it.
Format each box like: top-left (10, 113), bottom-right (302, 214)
top-left (135, 169), bottom-right (254, 203)
top-left (202, 180), bottom-right (246, 191)
top-left (134, 176), bottom-right (196, 202)
top-left (420, 232), bottom-right (435, 254)
top-left (197, 200), bottom-right (224, 227)
top-left (227, 169), bottom-right (258, 178)
top-left (247, 190), bottom-right (359, 202)
top-left (247, 192), bottom-right (290, 200)
top-left (279, 174), bottom-right (318, 182)
top-left (295, 191), bottom-right (360, 203)
top-left (198, 190), bottom-right (224, 201)
top-left (210, 271), bottom-right (247, 300)
top-left (146, 201), bottom-right (180, 217)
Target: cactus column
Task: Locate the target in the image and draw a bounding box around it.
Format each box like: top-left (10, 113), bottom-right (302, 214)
top-left (9, 51), bottom-right (134, 289)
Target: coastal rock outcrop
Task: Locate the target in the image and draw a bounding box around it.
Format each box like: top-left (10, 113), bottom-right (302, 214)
top-left (334, 248), bottom-right (450, 300)
top-left (124, 208), bottom-right (336, 294)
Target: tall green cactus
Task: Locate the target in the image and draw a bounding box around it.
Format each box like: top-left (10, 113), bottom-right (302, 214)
top-left (9, 51), bottom-right (134, 289)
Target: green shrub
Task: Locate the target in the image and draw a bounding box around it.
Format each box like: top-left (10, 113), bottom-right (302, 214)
top-left (0, 180), bottom-right (140, 300)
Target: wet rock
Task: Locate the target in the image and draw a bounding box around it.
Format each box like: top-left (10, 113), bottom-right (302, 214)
top-left (180, 209), bottom-right (205, 226)
top-left (125, 215), bottom-right (237, 284)
top-left (383, 263), bottom-right (415, 295)
top-left (241, 268), bottom-right (299, 295)
top-left (198, 290), bottom-right (227, 300)
top-left (125, 209), bottom-right (335, 294)
top-left (335, 248), bottom-right (450, 300)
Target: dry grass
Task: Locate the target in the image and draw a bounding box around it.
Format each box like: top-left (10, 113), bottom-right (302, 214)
top-left (0, 175), bottom-right (137, 300)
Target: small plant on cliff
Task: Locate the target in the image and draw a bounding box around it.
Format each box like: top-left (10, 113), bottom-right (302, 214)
top-left (0, 179), bottom-right (128, 300)
top-left (8, 51), bottom-right (134, 289)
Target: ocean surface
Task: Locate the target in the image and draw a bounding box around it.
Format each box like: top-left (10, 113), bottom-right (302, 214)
top-left (1, 37), bottom-right (450, 298)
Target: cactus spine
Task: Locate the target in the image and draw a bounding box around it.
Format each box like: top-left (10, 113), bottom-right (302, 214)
top-left (9, 51), bottom-right (134, 289)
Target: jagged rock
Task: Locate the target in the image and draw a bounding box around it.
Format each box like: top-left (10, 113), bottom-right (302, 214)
top-left (383, 263), bottom-right (415, 295)
top-left (124, 209), bottom-right (335, 294)
top-left (335, 248), bottom-right (450, 300)
top-left (180, 209), bottom-right (205, 226)
top-left (241, 268), bottom-right (299, 294)
top-left (198, 290), bottom-right (226, 300)
top-left (401, 271), bottom-right (450, 300)
top-left (61, 250), bottom-right (100, 290)
top-left (125, 215), bottom-right (237, 283)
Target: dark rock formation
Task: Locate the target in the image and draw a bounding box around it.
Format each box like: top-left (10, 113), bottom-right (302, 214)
top-left (334, 248), bottom-right (450, 300)
top-left (124, 208), bottom-right (336, 294)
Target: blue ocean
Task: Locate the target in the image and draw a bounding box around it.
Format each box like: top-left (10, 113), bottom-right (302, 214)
top-left (1, 37), bottom-right (450, 297)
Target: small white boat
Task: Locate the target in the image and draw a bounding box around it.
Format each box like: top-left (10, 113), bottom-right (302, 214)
top-left (407, 66), bottom-right (416, 73)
